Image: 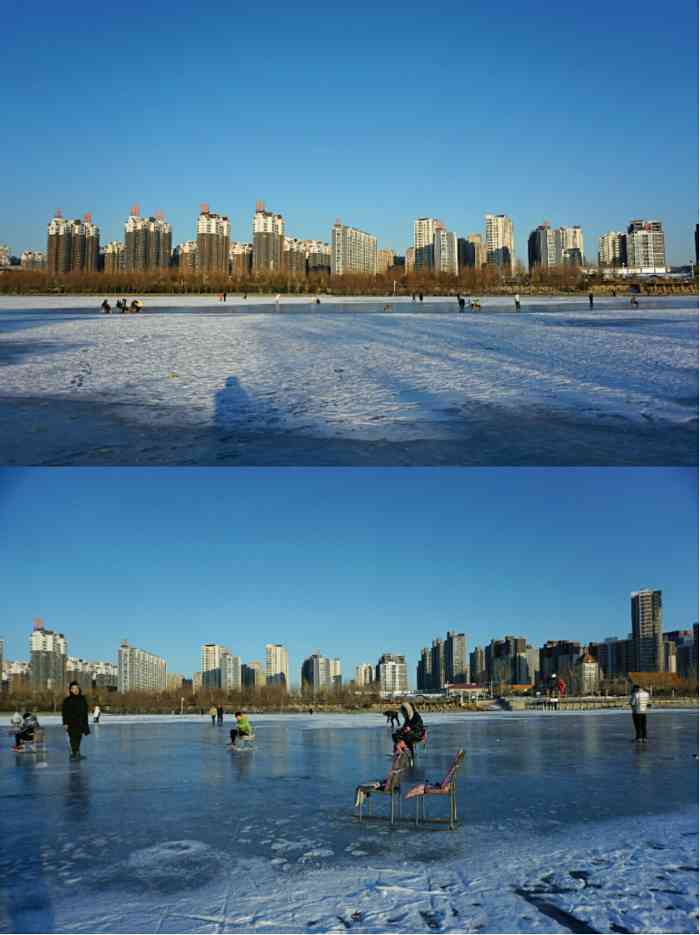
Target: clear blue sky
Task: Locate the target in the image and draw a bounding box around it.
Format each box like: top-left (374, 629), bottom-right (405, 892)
top-left (1, 468), bottom-right (696, 685)
top-left (1, 0), bottom-right (697, 264)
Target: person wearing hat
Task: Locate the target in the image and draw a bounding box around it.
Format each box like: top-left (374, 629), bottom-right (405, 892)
top-left (62, 681), bottom-right (90, 760)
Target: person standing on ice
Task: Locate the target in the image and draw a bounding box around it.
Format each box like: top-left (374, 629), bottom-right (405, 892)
top-left (514, 293), bottom-right (521, 311)
top-left (62, 681), bottom-right (90, 760)
top-left (92, 704), bottom-right (101, 724)
top-left (208, 705), bottom-right (217, 725)
top-left (629, 684), bottom-right (650, 743)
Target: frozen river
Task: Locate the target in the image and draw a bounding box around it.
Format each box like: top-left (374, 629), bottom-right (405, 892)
top-left (0, 296), bottom-right (696, 465)
top-left (1, 710), bottom-right (697, 933)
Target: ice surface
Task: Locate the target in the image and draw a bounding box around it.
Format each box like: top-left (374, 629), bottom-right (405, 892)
top-left (0, 710), bottom-right (697, 933)
top-left (0, 297), bottom-right (696, 465)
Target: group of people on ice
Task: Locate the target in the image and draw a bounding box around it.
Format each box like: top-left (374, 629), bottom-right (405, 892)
top-left (100, 298), bottom-right (143, 314)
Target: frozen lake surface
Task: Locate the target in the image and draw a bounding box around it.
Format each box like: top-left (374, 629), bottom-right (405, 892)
top-left (1, 710), bottom-right (697, 934)
top-left (0, 297), bottom-right (696, 465)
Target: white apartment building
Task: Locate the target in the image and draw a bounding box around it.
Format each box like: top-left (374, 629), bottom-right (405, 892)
top-left (20, 250), bottom-right (47, 270)
top-left (433, 229), bottom-right (458, 275)
top-left (485, 214), bottom-right (514, 271)
top-left (220, 652), bottom-right (242, 691)
top-left (626, 220), bottom-right (666, 271)
top-left (405, 246), bottom-right (416, 272)
top-left (355, 663), bottom-right (374, 687)
top-left (414, 217), bottom-right (441, 270)
top-left (331, 221), bottom-right (378, 275)
top-left (555, 226), bottom-right (584, 262)
top-left (0, 244), bottom-right (10, 267)
top-left (378, 660), bottom-right (408, 695)
top-left (266, 643), bottom-right (289, 687)
top-left (118, 640), bottom-right (167, 693)
top-left (598, 231), bottom-right (626, 267)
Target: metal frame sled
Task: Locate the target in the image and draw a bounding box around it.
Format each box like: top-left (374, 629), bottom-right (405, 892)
top-left (230, 731), bottom-right (256, 751)
top-left (354, 749), bottom-right (410, 825)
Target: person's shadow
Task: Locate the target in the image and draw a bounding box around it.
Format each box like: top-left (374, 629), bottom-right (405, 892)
top-left (214, 376), bottom-right (252, 430)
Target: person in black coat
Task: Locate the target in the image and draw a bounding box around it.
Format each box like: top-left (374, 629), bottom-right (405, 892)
top-left (62, 681), bottom-right (90, 760)
top-left (392, 702), bottom-right (425, 757)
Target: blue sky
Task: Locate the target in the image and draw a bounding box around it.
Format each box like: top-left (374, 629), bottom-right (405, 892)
top-left (1, 0), bottom-right (697, 264)
top-left (1, 468), bottom-right (696, 685)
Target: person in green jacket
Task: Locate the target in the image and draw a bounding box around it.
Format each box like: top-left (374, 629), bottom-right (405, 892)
top-left (229, 711), bottom-right (252, 747)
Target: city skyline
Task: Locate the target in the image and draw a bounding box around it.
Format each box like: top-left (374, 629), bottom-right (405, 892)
top-left (0, 468), bottom-right (696, 684)
top-left (2, 0), bottom-right (697, 265)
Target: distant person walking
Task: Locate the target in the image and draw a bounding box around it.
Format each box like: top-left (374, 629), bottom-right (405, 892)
top-left (92, 704), bottom-right (101, 724)
top-left (514, 293), bottom-right (521, 311)
top-left (62, 682), bottom-right (90, 760)
top-left (588, 292), bottom-right (594, 308)
top-left (629, 684), bottom-right (650, 743)
top-left (208, 705), bottom-right (217, 726)
top-left (216, 704), bottom-right (224, 726)
top-left (418, 293), bottom-right (423, 302)
top-left (384, 709), bottom-right (400, 728)
top-left (411, 293), bottom-right (416, 302)
top-left (457, 294), bottom-right (466, 312)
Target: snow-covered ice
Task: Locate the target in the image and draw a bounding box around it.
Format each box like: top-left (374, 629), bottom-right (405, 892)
top-left (1, 710), bottom-right (697, 933)
top-left (0, 296), bottom-right (696, 465)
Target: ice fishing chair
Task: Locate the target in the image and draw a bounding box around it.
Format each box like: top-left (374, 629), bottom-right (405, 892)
top-left (12, 726), bottom-right (46, 753)
top-left (354, 749), bottom-right (410, 825)
top-left (405, 749), bottom-right (464, 830)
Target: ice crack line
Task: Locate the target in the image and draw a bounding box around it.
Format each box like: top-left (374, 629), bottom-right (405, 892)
top-left (514, 887), bottom-right (601, 934)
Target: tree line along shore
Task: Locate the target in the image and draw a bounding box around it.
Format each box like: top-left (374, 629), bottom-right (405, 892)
top-left (0, 268), bottom-right (696, 296)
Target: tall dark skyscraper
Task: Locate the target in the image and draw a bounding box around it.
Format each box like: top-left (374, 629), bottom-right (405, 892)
top-left (196, 204), bottom-right (230, 274)
top-left (253, 201), bottom-right (284, 273)
top-left (631, 588), bottom-right (663, 672)
top-left (124, 205), bottom-right (172, 272)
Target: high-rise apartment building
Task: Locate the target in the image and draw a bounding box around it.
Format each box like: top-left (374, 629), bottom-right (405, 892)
top-left (253, 202), bottom-right (285, 273)
top-left (303, 240), bottom-right (332, 274)
top-left (283, 237), bottom-right (307, 275)
top-left (625, 220), bottom-right (666, 271)
top-left (405, 247), bottom-right (416, 273)
top-left (242, 661), bottom-right (265, 690)
top-left (528, 224), bottom-right (557, 270)
top-left (47, 212), bottom-right (100, 274)
top-left (196, 205), bottom-right (230, 274)
top-left (229, 242), bottom-right (253, 276)
top-left (174, 241), bottom-right (197, 274)
top-left (0, 244), bottom-right (10, 267)
top-left (124, 206), bottom-right (172, 272)
top-left (331, 220), bottom-right (378, 275)
top-left (65, 657), bottom-right (93, 693)
top-left (484, 214), bottom-right (514, 272)
top-left (117, 640), bottom-right (167, 692)
top-left (220, 651), bottom-right (242, 691)
top-left (265, 643), bottom-right (289, 688)
top-left (201, 643), bottom-right (227, 690)
top-left (355, 663), bottom-right (374, 688)
top-left (414, 218), bottom-right (440, 271)
top-left (20, 250), bottom-right (47, 270)
top-left (469, 645), bottom-right (485, 683)
top-left (103, 241), bottom-right (126, 273)
top-left (375, 248), bottom-right (395, 274)
top-left (598, 231), bottom-right (627, 268)
top-left (433, 229), bottom-right (458, 275)
top-left (458, 234), bottom-right (487, 271)
top-left (30, 618), bottom-right (67, 692)
top-left (445, 630), bottom-right (468, 683)
top-left (538, 640), bottom-right (582, 686)
top-left (376, 653), bottom-right (408, 695)
top-left (555, 226), bottom-right (584, 265)
top-left (631, 588), bottom-right (663, 672)
top-left (417, 647), bottom-right (432, 691)
top-left (301, 652), bottom-right (340, 693)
